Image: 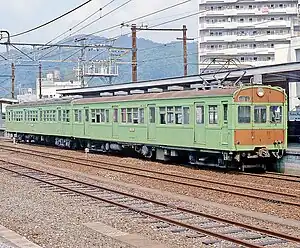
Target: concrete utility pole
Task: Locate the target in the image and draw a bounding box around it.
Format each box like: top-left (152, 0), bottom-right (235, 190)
top-left (130, 24), bottom-right (193, 82)
top-left (39, 62), bottom-right (42, 99)
top-left (11, 62), bottom-right (15, 99)
top-left (131, 24), bottom-right (137, 83)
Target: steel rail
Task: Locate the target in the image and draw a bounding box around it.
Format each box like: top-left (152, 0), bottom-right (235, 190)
top-left (1, 145), bottom-right (300, 207)
top-left (1, 160), bottom-right (300, 246)
top-left (238, 172), bottom-right (300, 183)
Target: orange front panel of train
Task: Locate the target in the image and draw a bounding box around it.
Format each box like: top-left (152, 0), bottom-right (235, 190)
top-left (234, 88), bottom-right (285, 103)
top-left (234, 129), bottom-right (285, 146)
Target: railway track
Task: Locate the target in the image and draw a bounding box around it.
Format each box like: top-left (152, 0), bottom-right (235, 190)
top-left (1, 144), bottom-right (300, 208)
top-left (0, 159), bottom-right (299, 248)
top-left (239, 172), bottom-right (300, 183)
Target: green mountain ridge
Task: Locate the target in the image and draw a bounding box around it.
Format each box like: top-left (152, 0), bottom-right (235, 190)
top-left (0, 35), bottom-right (198, 97)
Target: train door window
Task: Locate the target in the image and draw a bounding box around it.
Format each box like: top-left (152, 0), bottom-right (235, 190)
top-left (149, 107), bottom-right (156, 123)
top-left (223, 104), bottom-right (228, 123)
top-left (208, 105), bottom-right (218, 124)
top-left (183, 107), bottom-right (190, 124)
top-left (159, 107), bottom-right (166, 124)
top-left (196, 106), bottom-right (204, 124)
top-left (105, 109), bottom-right (109, 123)
top-left (85, 109), bottom-right (89, 122)
top-left (254, 106), bottom-right (266, 123)
top-left (167, 107), bottom-right (174, 124)
top-left (78, 110), bottom-right (82, 122)
top-left (66, 110), bottom-right (70, 122)
top-left (113, 109), bottom-right (118, 123)
top-left (121, 108), bottom-right (126, 123)
top-left (100, 109), bottom-right (105, 123)
top-left (139, 108), bottom-right (144, 123)
top-left (270, 106), bottom-right (282, 123)
top-left (175, 106), bottom-right (183, 124)
top-left (91, 109), bottom-right (96, 123)
top-left (74, 109), bottom-right (79, 122)
top-left (58, 109), bottom-right (61, 122)
top-left (238, 106), bottom-right (250, 123)
top-left (133, 108), bottom-right (139, 124)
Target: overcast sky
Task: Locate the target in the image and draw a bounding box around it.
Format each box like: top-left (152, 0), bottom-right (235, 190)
top-left (0, 0), bottom-right (197, 44)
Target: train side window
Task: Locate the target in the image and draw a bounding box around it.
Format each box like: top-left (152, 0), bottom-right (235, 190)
top-left (196, 106), bottom-right (204, 124)
top-left (238, 106), bottom-right (250, 123)
top-left (254, 106), bottom-right (266, 123)
top-left (270, 106), bottom-right (282, 123)
top-left (113, 109), bottom-right (118, 123)
top-left (139, 108), bottom-right (144, 123)
top-left (208, 105), bottom-right (218, 124)
top-left (133, 108), bottom-right (139, 124)
top-left (167, 106), bottom-right (174, 124)
top-left (175, 107), bottom-right (182, 124)
top-left (183, 107), bottom-right (190, 124)
top-left (149, 107), bottom-right (156, 123)
top-left (159, 107), bottom-right (166, 124)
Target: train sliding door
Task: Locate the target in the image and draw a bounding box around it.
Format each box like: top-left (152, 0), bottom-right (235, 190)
top-left (84, 107), bottom-right (89, 136)
top-left (112, 106), bottom-right (119, 139)
top-left (147, 105), bottom-right (156, 140)
top-left (194, 102), bottom-right (206, 145)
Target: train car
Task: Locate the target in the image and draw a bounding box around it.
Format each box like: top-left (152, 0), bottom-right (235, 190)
top-left (5, 84), bottom-right (287, 171)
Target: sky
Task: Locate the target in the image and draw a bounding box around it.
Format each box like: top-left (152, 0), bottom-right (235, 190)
top-left (0, 0), bottom-right (197, 45)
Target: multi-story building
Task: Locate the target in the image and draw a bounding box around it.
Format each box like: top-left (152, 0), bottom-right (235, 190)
top-left (198, 0), bottom-right (300, 73)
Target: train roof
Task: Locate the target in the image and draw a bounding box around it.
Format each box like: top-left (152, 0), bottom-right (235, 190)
top-left (73, 87), bottom-right (237, 105)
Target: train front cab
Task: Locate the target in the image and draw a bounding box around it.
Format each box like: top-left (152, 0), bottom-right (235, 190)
top-left (233, 86), bottom-right (287, 171)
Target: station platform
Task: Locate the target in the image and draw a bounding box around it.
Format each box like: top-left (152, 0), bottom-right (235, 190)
top-left (286, 143), bottom-right (300, 155)
top-left (0, 225), bottom-right (41, 248)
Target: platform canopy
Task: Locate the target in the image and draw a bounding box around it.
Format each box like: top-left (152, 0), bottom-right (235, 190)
top-left (0, 98), bottom-right (18, 104)
top-left (56, 61), bottom-right (300, 98)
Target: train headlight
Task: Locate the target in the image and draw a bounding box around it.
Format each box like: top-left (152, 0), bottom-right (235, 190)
top-left (257, 88), bottom-right (265, 97)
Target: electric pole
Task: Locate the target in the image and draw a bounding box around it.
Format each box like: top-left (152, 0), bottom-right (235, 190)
top-left (130, 24), bottom-right (193, 81)
top-left (131, 24), bottom-right (137, 82)
top-left (11, 62), bottom-right (15, 99)
top-left (39, 62), bottom-right (42, 99)
top-left (183, 25), bottom-right (188, 76)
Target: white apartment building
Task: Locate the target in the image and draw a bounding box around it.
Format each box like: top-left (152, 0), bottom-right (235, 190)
top-left (36, 71), bottom-right (83, 99)
top-left (198, 0), bottom-right (300, 73)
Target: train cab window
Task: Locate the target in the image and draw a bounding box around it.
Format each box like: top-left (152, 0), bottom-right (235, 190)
top-left (159, 107), bottom-right (166, 124)
top-left (238, 106), bottom-right (251, 123)
top-left (270, 106), bottom-right (282, 123)
top-left (149, 107), bottom-right (156, 123)
top-left (196, 106), bottom-right (204, 124)
top-left (254, 106), bottom-right (266, 123)
top-left (208, 105), bottom-right (218, 124)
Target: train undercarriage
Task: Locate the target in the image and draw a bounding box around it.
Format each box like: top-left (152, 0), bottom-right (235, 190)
top-left (10, 132), bottom-right (282, 172)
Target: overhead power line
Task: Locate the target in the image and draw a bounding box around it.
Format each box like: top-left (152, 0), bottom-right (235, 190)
top-left (85, 0), bottom-right (191, 37)
top-left (11, 0), bottom-right (93, 38)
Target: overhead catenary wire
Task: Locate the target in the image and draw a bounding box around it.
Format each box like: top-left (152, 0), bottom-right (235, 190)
top-left (11, 0), bottom-right (93, 38)
top-left (45, 0), bottom-right (117, 45)
top-left (85, 0), bottom-right (191, 37)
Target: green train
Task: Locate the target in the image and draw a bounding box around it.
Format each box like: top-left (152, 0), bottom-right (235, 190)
top-left (5, 85), bottom-right (287, 171)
